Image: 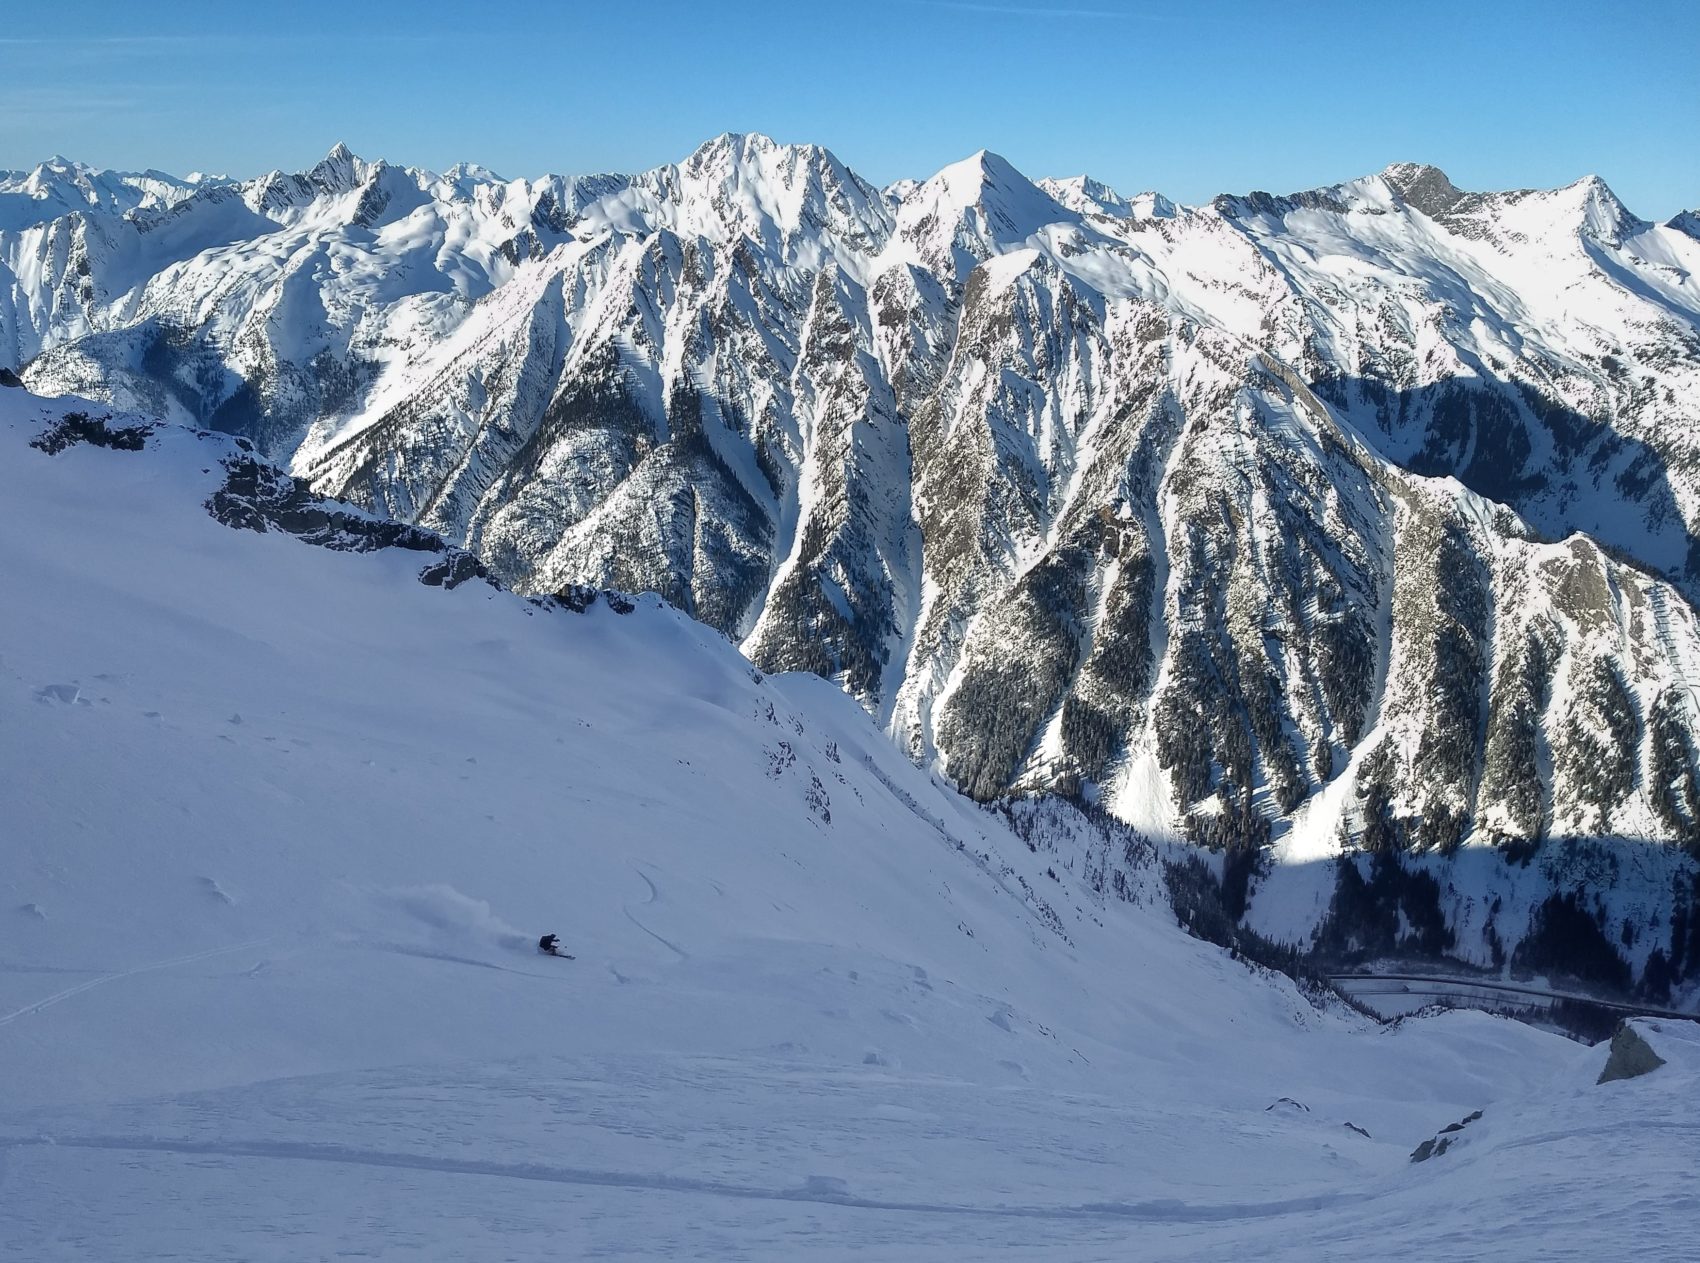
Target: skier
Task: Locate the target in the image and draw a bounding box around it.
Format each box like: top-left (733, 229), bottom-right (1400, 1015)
top-left (538, 933), bottom-right (566, 956)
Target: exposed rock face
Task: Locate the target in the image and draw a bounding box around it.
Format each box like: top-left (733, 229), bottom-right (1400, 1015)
top-left (9, 138), bottom-right (1700, 996)
top-left (1597, 1020), bottom-right (1669, 1083)
top-left (1410, 1110), bottom-right (1483, 1162)
top-left (30, 407), bottom-right (495, 592)
top-left (30, 410), bottom-right (156, 454)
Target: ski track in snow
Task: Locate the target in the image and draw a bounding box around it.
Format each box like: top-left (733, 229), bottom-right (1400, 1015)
top-left (622, 864), bottom-right (689, 961)
top-left (0, 1134), bottom-right (1372, 1225)
top-left (357, 941), bottom-right (566, 981)
top-left (0, 938), bottom-right (271, 1029)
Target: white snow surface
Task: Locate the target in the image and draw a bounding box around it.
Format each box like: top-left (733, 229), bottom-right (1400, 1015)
top-left (1, 385), bottom-right (1695, 1259)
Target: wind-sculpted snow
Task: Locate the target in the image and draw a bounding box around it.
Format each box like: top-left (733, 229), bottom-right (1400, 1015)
top-left (8, 135), bottom-right (1700, 996)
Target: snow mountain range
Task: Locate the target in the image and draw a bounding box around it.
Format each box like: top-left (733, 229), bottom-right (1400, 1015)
top-left (6, 135), bottom-right (1700, 998)
top-left (3, 381), bottom-right (1696, 1259)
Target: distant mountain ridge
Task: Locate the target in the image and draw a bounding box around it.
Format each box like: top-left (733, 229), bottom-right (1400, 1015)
top-left (0, 155), bottom-right (225, 232)
top-left (7, 134), bottom-right (1700, 997)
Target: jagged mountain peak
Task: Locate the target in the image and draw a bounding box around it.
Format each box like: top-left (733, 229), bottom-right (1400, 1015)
top-left (674, 131), bottom-right (861, 191)
top-left (675, 130), bottom-right (872, 197)
top-left (1433, 169), bottom-right (1651, 249)
top-left (628, 130), bottom-right (890, 263)
top-left (309, 141), bottom-right (366, 193)
top-left (0, 155), bottom-right (213, 232)
top-left (1128, 190), bottom-right (1178, 219)
top-left (1560, 172), bottom-right (1646, 243)
top-left (682, 130), bottom-right (784, 169)
top-left (1039, 176), bottom-right (1177, 222)
top-left (1382, 163), bottom-right (1643, 236)
top-left (1379, 161), bottom-right (1468, 218)
top-left (924, 148), bottom-right (1055, 212)
top-left (1212, 161), bottom-right (1653, 252)
top-left (883, 177), bottom-right (921, 203)
top-left (1214, 164), bottom-right (1474, 224)
top-left (443, 160), bottom-right (506, 185)
top-left (16, 157), bottom-right (97, 201)
top-left (1208, 180), bottom-right (1353, 221)
top-left (889, 148), bottom-right (1074, 279)
top-left (1039, 174), bottom-right (1129, 217)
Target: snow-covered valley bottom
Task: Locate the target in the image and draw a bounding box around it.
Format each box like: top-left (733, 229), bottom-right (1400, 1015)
top-left (3, 388), bottom-right (1695, 1260)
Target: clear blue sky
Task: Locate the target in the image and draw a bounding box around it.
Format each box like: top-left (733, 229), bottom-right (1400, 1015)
top-left (5, 0), bottom-right (1696, 217)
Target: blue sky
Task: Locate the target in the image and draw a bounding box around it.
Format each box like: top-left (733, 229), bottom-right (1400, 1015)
top-left (5, 0), bottom-right (1696, 216)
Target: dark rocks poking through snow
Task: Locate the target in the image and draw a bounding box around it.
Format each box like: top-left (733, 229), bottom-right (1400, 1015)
top-left (418, 553), bottom-right (490, 590)
top-left (30, 406), bottom-right (497, 594)
top-left (1410, 1110), bottom-right (1483, 1162)
top-left (30, 410), bottom-right (158, 455)
top-left (207, 453), bottom-right (493, 592)
top-left (1597, 1020), bottom-right (1668, 1084)
top-left (546, 586), bottom-right (638, 615)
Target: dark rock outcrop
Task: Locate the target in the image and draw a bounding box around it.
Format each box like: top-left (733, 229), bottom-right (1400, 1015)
top-left (1597, 1021), bottom-right (1668, 1084)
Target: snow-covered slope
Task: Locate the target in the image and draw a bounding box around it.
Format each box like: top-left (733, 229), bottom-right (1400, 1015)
top-left (8, 137), bottom-right (1700, 997)
top-left (3, 384), bottom-right (1695, 1259)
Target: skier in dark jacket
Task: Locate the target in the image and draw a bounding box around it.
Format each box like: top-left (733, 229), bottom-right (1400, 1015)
top-left (539, 933), bottom-right (564, 956)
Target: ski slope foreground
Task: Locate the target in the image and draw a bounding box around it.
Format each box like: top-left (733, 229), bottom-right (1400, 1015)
top-left (2, 385), bottom-right (1694, 1260)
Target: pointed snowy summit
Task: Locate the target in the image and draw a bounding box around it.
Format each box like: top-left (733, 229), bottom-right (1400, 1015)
top-left (908, 150), bottom-right (1072, 237)
top-left (1040, 174), bottom-right (1131, 218)
top-left (309, 142), bottom-right (364, 194)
